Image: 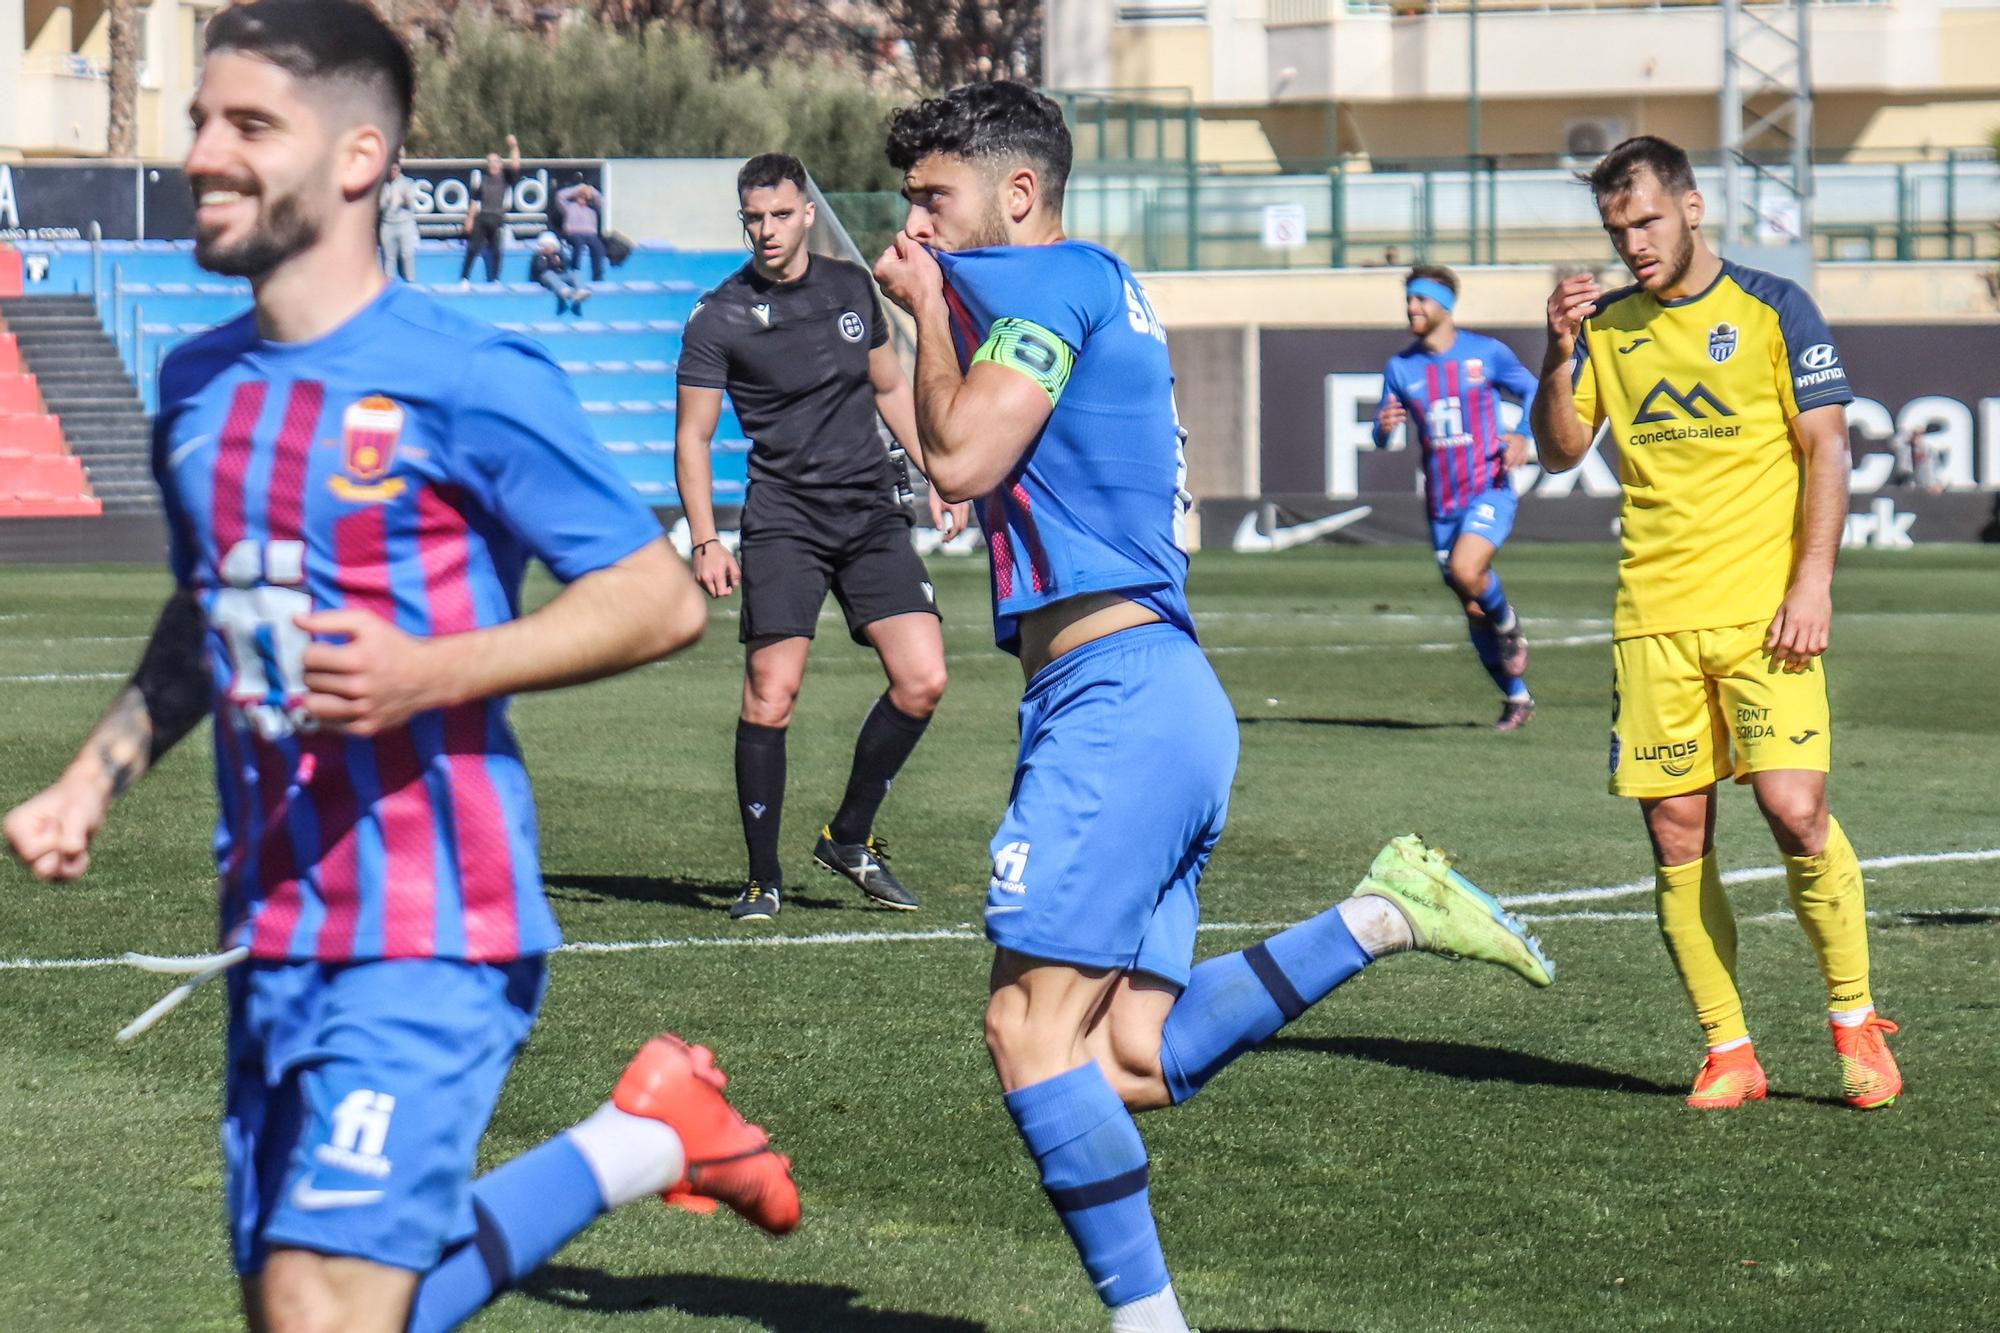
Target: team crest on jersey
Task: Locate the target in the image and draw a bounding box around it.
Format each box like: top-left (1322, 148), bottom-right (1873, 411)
top-left (1463, 358), bottom-right (1485, 385)
top-left (330, 395), bottom-right (408, 503)
top-left (1707, 323), bottom-right (1738, 363)
top-left (837, 310), bottom-right (866, 343)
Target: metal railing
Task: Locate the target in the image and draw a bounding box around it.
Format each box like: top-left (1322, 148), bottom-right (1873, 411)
top-left (830, 149), bottom-right (2000, 271)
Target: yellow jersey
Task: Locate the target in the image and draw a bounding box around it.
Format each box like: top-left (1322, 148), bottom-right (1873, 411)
top-left (1570, 260), bottom-right (1852, 640)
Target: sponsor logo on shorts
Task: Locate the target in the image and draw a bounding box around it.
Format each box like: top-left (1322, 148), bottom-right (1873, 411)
top-left (312, 1089), bottom-right (396, 1180)
top-left (837, 310), bottom-right (866, 343)
top-left (920, 581), bottom-right (935, 604)
top-left (990, 841), bottom-right (1031, 896)
top-left (1790, 729), bottom-right (1821, 745)
top-left (1735, 704), bottom-right (1775, 743)
top-left (289, 1180), bottom-right (386, 1212)
top-left (1634, 737), bottom-right (1701, 778)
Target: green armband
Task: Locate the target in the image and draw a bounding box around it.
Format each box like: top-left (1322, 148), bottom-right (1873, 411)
top-left (972, 318), bottom-right (1076, 405)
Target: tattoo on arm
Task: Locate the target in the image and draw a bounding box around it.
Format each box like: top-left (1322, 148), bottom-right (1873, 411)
top-left (85, 592), bottom-right (209, 797)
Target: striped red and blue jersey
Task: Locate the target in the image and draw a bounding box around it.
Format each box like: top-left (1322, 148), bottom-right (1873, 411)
top-left (150, 283), bottom-right (660, 963)
top-left (1373, 331), bottom-right (1538, 519)
top-left (933, 241), bottom-right (1195, 656)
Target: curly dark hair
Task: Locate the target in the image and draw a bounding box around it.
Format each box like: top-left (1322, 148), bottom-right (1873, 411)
top-left (885, 81), bottom-right (1073, 213)
top-left (205, 0), bottom-right (414, 151)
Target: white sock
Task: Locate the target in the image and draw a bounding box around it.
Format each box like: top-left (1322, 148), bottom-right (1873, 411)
top-left (1829, 1004), bottom-right (1874, 1028)
top-left (1338, 894), bottom-right (1415, 958)
top-left (1493, 607), bottom-right (1518, 634)
top-left (563, 1101), bottom-right (685, 1209)
top-left (1109, 1282), bottom-right (1190, 1333)
top-left (1708, 1035), bottom-right (1753, 1054)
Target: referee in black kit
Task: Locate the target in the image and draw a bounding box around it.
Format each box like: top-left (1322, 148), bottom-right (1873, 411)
top-left (675, 153), bottom-right (971, 922)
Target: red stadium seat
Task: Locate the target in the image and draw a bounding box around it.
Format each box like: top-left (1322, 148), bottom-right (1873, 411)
top-left (0, 333), bottom-right (20, 374)
top-left (0, 373), bottom-right (43, 414)
top-left (0, 414), bottom-right (64, 456)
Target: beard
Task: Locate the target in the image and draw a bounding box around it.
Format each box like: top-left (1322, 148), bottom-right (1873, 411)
top-left (932, 193), bottom-right (1013, 253)
top-left (1645, 224), bottom-right (1697, 291)
top-left (193, 181), bottom-right (322, 279)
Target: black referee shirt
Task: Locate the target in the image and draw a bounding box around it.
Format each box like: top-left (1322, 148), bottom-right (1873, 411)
top-left (676, 256), bottom-right (893, 490)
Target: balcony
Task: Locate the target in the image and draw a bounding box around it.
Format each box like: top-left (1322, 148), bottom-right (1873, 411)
top-left (1260, 0), bottom-right (1974, 103)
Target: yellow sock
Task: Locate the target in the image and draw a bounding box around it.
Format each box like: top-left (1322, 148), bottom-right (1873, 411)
top-left (1785, 816), bottom-right (1874, 1016)
top-left (1655, 853), bottom-right (1748, 1047)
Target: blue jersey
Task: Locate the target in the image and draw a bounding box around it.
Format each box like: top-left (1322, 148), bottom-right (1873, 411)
top-left (152, 283), bottom-right (660, 963)
top-left (934, 241), bottom-right (1194, 655)
top-left (1374, 331), bottom-right (1538, 519)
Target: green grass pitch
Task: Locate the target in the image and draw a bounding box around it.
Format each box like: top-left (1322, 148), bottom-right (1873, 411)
top-left (1, 544), bottom-right (1996, 1331)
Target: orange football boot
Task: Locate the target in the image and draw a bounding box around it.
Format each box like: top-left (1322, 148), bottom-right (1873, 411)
top-left (1686, 1043), bottom-right (1768, 1109)
top-left (612, 1034), bottom-right (801, 1234)
top-left (1832, 1013), bottom-right (1902, 1110)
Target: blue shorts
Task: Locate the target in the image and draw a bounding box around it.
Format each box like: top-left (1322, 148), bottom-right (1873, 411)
top-left (1429, 485), bottom-right (1520, 564)
top-left (985, 623), bottom-right (1239, 988)
top-left (222, 956), bottom-right (546, 1274)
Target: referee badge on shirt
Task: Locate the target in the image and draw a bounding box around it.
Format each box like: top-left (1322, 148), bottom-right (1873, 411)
top-left (1707, 323), bottom-right (1738, 363)
top-left (330, 395), bottom-right (408, 503)
top-left (838, 310), bottom-right (866, 343)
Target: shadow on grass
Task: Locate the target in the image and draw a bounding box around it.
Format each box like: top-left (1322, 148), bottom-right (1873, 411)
top-left (542, 872), bottom-right (847, 912)
top-left (1897, 910), bottom-right (2000, 927)
top-left (1276, 1036), bottom-right (1845, 1107)
top-left (1238, 716), bottom-right (1482, 732)
top-left (520, 1265), bottom-right (987, 1330)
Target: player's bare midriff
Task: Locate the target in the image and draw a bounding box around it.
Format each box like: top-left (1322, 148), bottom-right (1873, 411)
top-left (1016, 593), bottom-right (1163, 680)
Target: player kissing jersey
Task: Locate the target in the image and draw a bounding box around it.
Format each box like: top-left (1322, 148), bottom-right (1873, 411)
top-left (933, 240), bottom-right (1195, 655)
top-left (1570, 259), bottom-right (1854, 640)
top-left (1375, 331), bottom-right (1538, 519)
top-left (151, 283), bottom-right (661, 963)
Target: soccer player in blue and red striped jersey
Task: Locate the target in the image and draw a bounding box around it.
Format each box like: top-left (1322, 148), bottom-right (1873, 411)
top-left (1374, 265), bottom-right (1540, 730)
top-left (2, 4), bottom-right (796, 1328)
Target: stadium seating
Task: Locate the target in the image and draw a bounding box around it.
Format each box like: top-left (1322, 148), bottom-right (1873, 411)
top-left (23, 239), bottom-right (754, 509)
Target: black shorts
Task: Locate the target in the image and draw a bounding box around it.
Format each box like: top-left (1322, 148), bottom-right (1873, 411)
top-left (737, 481), bottom-right (939, 645)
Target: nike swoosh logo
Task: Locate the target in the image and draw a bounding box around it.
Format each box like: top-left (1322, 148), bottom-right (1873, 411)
top-left (1618, 339), bottom-right (1651, 354)
top-left (1232, 506), bottom-right (1374, 553)
top-left (168, 434), bottom-right (213, 469)
top-left (1789, 730), bottom-right (1820, 744)
top-left (290, 1181), bottom-right (385, 1211)
top-left (983, 904), bottom-right (1025, 916)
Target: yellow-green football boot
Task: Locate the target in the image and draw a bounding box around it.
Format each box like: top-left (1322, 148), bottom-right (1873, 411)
top-left (1352, 834), bottom-right (1554, 987)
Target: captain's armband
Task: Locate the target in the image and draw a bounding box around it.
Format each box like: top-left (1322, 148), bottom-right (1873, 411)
top-left (972, 318), bottom-right (1076, 405)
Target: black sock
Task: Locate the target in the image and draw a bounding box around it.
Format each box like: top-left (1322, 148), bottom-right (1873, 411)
top-left (735, 719), bottom-right (787, 883)
top-left (828, 694), bottom-right (932, 845)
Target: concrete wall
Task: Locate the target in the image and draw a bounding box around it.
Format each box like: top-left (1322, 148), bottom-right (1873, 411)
top-left (601, 158), bottom-right (746, 248)
top-left (1137, 261), bottom-right (2000, 330)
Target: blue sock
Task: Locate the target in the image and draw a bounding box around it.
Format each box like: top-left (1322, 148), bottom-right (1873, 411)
top-left (1466, 615), bottom-right (1519, 695)
top-left (1158, 905), bottom-right (1372, 1103)
top-left (407, 1136), bottom-right (606, 1332)
top-left (1004, 1064), bottom-right (1170, 1309)
top-left (1474, 571), bottom-right (1514, 628)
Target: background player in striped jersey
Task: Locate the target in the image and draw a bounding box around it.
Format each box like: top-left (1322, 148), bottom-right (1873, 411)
top-left (875, 82), bottom-right (1553, 1333)
top-left (1374, 265), bottom-right (1540, 730)
top-left (2, 4), bottom-right (796, 1328)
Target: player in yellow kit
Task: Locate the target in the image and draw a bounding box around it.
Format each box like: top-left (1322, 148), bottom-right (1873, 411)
top-left (1530, 136), bottom-right (1901, 1111)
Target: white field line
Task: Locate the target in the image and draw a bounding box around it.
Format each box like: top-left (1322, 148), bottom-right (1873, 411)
top-left (1499, 846), bottom-right (2000, 908)
top-left (0, 671), bottom-right (126, 684)
top-left (1208, 632), bottom-right (1612, 657)
top-left (3, 849), bottom-right (1993, 975)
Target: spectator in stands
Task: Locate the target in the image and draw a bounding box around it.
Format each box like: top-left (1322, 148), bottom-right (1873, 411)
top-left (557, 172), bottom-right (609, 283)
top-left (530, 231), bottom-right (589, 314)
top-left (378, 156), bottom-right (420, 282)
top-left (459, 133), bottom-right (521, 286)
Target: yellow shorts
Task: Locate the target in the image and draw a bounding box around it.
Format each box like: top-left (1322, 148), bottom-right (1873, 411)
top-left (1608, 621), bottom-right (1832, 799)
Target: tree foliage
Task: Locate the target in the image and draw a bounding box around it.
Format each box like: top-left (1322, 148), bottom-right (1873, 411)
top-left (406, 15), bottom-right (907, 192)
